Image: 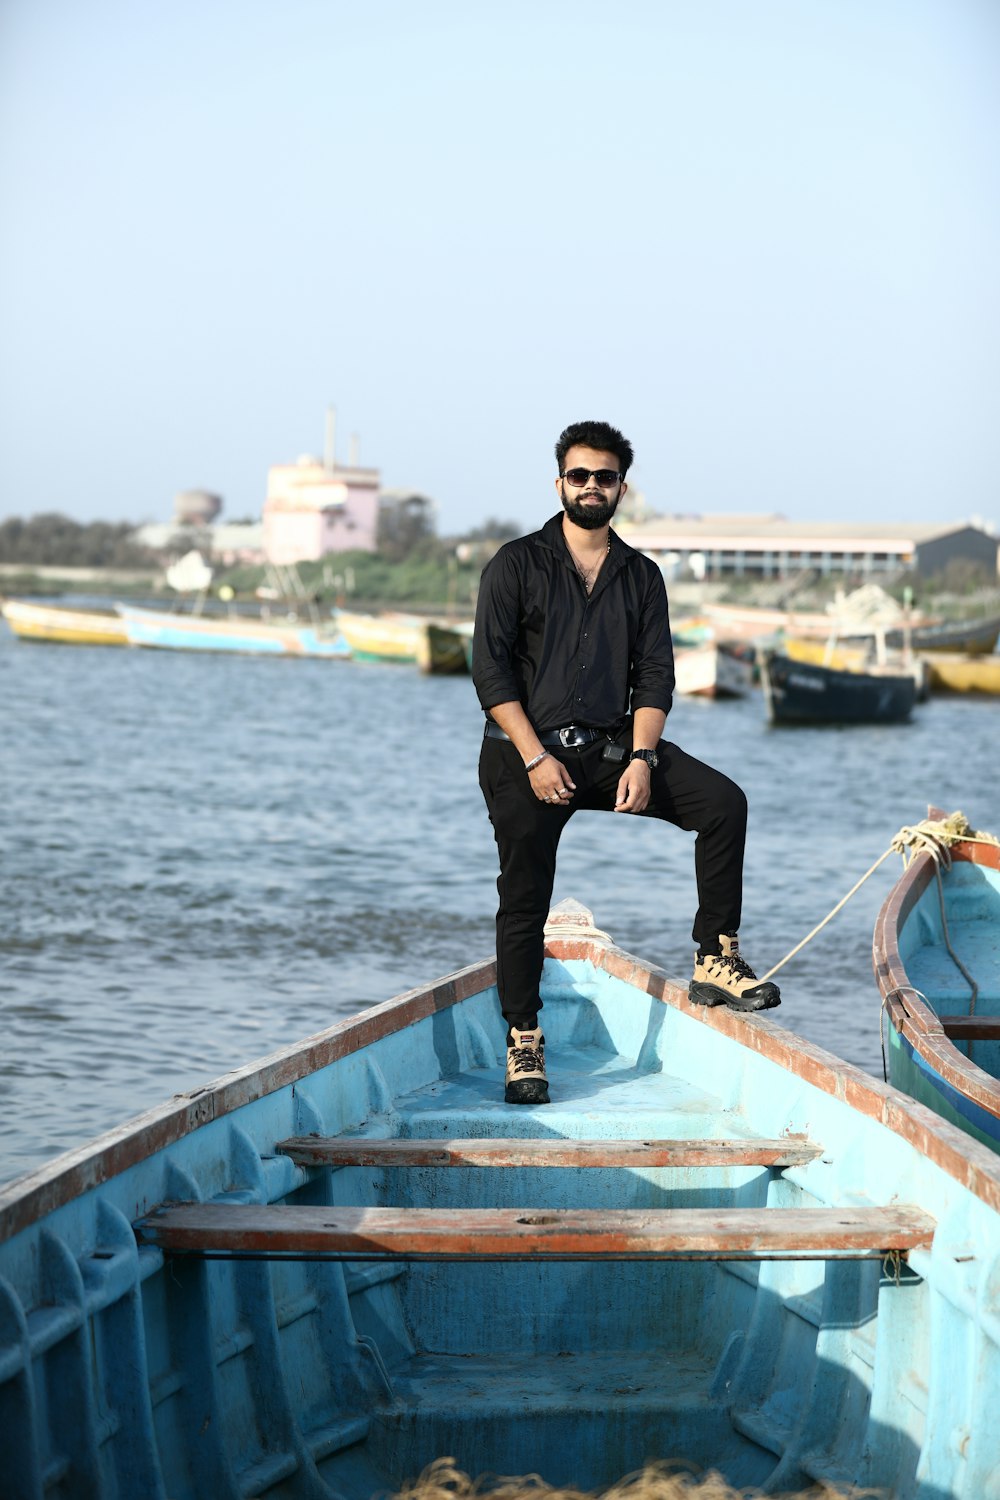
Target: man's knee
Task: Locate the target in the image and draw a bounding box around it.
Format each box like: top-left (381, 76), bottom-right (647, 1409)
top-left (702, 773), bottom-right (747, 834)
top-left (722, 778), bottom-right (748, 826)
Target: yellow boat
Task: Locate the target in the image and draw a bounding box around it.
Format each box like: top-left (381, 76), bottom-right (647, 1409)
top-left (780, 636), bottom-right (871, 671)
top-left (334, 609), bottom-right (470, 674)
top-left (922, 651), bottom-right (1000, 694)
top-left (1, 598), bottom-right (129, 646)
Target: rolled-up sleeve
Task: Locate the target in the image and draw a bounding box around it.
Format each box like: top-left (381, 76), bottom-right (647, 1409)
top-left (472, 548), bottom-right (523, 712)
top-left (629, 566), bottom-right (675, 717)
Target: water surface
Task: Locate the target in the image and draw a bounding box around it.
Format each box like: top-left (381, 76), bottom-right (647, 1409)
top-left (2, 625), bottom-right (997, 1184)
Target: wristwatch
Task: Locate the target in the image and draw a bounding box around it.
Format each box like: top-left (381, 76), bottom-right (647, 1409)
top-left (630, 748), bottom-right (658, 769)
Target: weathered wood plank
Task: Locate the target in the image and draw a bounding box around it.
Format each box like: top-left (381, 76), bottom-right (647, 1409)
top-left (276, 1135), bottom-right (822, 1169)
top-left (136, 1204), bottom-right (934, 1261)
top-left (939, 1017), bottom-right (1000, 1041)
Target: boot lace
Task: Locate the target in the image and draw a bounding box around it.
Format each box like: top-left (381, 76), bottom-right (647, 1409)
top-left (715, 950), bottom-right (758, 984)
top-left (508, 1043), bottom-right (544, 1076)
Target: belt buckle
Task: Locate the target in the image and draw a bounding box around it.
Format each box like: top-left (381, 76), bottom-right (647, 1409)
top-left (558, 726), bottom-right (576, 748)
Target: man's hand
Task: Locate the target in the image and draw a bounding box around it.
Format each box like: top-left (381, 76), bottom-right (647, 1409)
top-left (615, 760), bottom-right (651, 813)
top-left (529, 756), bottom-right (576, 807)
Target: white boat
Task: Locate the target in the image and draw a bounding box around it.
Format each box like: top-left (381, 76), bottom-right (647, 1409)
top-left (673, 643), bottom-right (752, 698)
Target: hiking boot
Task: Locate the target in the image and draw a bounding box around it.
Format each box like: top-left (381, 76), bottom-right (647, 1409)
top-left (505, 1027), bottom-right (550, 1104)
top-left (688, 934), bottom-right (781, 1013)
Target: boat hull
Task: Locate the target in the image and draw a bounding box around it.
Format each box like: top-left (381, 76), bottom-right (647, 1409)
top-left (760, 650), bottom-right (916, 724)
top-left (334, 610), bottom-right (472, 673)
top-left (1, 599), bottom-right (129, 646)
top-left (116, 604), bottom-right (349, 657)
top-left (922, 651), bottom-right (1000, 695)
top-left (899, 614), bottom-right (1000, 655)
top-left (673, 643), bottom-right (752, 698)
top-left (874, 820), bottom-right (1000, 1151)
top-left (5, 908), bottom-right (1000, 1496)
top-left (417, 622), bottom-right (470, 675)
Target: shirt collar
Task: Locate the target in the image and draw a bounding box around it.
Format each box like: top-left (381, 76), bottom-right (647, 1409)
top-left (538, 511), bottom-right (633, 566)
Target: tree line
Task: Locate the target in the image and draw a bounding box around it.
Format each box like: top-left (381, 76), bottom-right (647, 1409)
top-left (0, 513), bottom-right (160, 568)
top-left (0, 508), bottom-right (522, 570)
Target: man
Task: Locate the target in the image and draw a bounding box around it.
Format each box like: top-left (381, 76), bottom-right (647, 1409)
top-left (472, 418), bottom-right (780, 1106)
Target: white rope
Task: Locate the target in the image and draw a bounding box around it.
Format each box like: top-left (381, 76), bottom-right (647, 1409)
top-left (758, 813), bottom-right (998, 985)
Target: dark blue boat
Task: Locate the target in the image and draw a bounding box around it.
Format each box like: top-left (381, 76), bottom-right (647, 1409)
top-left (760, 649), bottom-right (917, 725)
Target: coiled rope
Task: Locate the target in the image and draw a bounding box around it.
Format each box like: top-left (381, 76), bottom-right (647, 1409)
top-left (758, 811), bottom-right (1000, 989)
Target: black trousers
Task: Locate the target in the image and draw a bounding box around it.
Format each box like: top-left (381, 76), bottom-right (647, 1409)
top-left (478, 725), bottom-right (748, 1031)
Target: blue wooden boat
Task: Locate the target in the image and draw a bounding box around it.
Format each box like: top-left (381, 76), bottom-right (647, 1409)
top-left (4, 900), bottom-right (1000, 1498)
top-left (760, 649), bottom-right (917, 725)
top-left (874, 811), bottom-right (1000, 1153)
top-left (115, 603), bottom-right (350, 658)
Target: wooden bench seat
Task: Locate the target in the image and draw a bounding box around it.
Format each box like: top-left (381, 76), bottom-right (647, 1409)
top-left (135, 1203), bottom-right (934, 1262)
top-left (939, 1016), bottom-right (1000, 1041)
top-left (276, 1136), bottom-right (822, 1169)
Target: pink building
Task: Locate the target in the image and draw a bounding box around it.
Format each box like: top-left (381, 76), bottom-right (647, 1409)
top-left (262, 455), bottom-right (380, 564)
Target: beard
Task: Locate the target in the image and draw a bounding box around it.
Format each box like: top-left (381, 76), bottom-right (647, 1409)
top-left (560, 484), bottom-right (621, 530)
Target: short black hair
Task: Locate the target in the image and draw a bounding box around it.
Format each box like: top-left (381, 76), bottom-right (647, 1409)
top-left (555, 420), bottom-right (634, 477)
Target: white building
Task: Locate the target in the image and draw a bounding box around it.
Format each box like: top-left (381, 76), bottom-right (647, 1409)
top-left (615, 516), bottom-right (998, 582)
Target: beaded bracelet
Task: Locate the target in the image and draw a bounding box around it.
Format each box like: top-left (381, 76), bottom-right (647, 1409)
top-left (524, 751), bottom-right (550, 773)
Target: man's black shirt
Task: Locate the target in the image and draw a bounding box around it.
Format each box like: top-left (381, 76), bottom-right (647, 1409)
top-left (472, 513), bottom-right (675, 732)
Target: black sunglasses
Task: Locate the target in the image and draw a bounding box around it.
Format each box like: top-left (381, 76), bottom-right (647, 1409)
top-left (561, 467), bottom-right (622, 488)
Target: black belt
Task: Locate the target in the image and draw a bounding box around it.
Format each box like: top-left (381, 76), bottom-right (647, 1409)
top-left (484, 721), bottom-right (614, 749)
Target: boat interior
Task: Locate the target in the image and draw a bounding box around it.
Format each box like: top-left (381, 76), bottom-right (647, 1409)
top-left (902, 860), bottom-right (1000, 1057)
top-left (3, 937), bottom-right (998, 1500)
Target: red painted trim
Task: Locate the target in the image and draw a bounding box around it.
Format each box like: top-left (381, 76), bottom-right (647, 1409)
top-left (872, 820), bottom-right (1000, 1133)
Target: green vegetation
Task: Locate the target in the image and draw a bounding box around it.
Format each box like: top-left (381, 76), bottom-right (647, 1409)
top-left (0, 513), bottom-right (158, 569)
top-left (218, 545), bottom-right (482, 610)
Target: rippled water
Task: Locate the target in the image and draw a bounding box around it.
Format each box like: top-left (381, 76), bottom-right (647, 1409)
top-left (2, 621), bottom-right (998, 1185)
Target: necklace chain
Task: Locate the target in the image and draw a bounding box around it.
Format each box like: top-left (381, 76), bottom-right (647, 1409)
top-left (567, 536), bottom-right (611, 592)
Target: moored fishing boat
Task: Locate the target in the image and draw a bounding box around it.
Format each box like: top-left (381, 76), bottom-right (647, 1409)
top-left (333, 607), bottom-right (426, 664)
top-left (781, 634), bottom-right (931, 702)
top-left (1, 597), bottom-right (129, 646)
top-left (873, 811), bottom-right (1000, 1152)
top-left (419, 621), bottom-right (470, 675)
top-left (702, 601), bottom-right (835, 643)
top-left (673, 643), bottom-right (752, 698)
top-left (892, 613), bottom-right (1000, 656)
top-left (759, 649), bottom-right (917, 725)
top-left (4, 900), bottom-right (1000, 1498)
top-left (115, 603), bottom-right (350, 657)
top-left (334, 608), bottom-right (472, 673)
top-left (921, 651), bottom-right (1000, 695)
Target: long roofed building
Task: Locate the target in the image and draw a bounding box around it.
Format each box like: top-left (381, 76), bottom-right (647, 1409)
top-left (614, 515), bottom-right (998, 582)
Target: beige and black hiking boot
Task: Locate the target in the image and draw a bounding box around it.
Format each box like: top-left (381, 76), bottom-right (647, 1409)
top-left (504, 1027), bottom-right (550, 1104)
top-left (689, 934), bottom-right (781, 1013)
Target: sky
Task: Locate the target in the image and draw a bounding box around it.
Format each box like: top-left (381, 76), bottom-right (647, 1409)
top-left (1, 0), bottom-right (998, 539)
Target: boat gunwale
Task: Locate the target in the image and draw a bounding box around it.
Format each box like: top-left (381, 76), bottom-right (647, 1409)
top-left (762, 649), bottom-right (918, 694)
top-left (8, 918), bottom-right (1000, 1245)
top-left (873, 819), bottom-right (1000, 1125)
